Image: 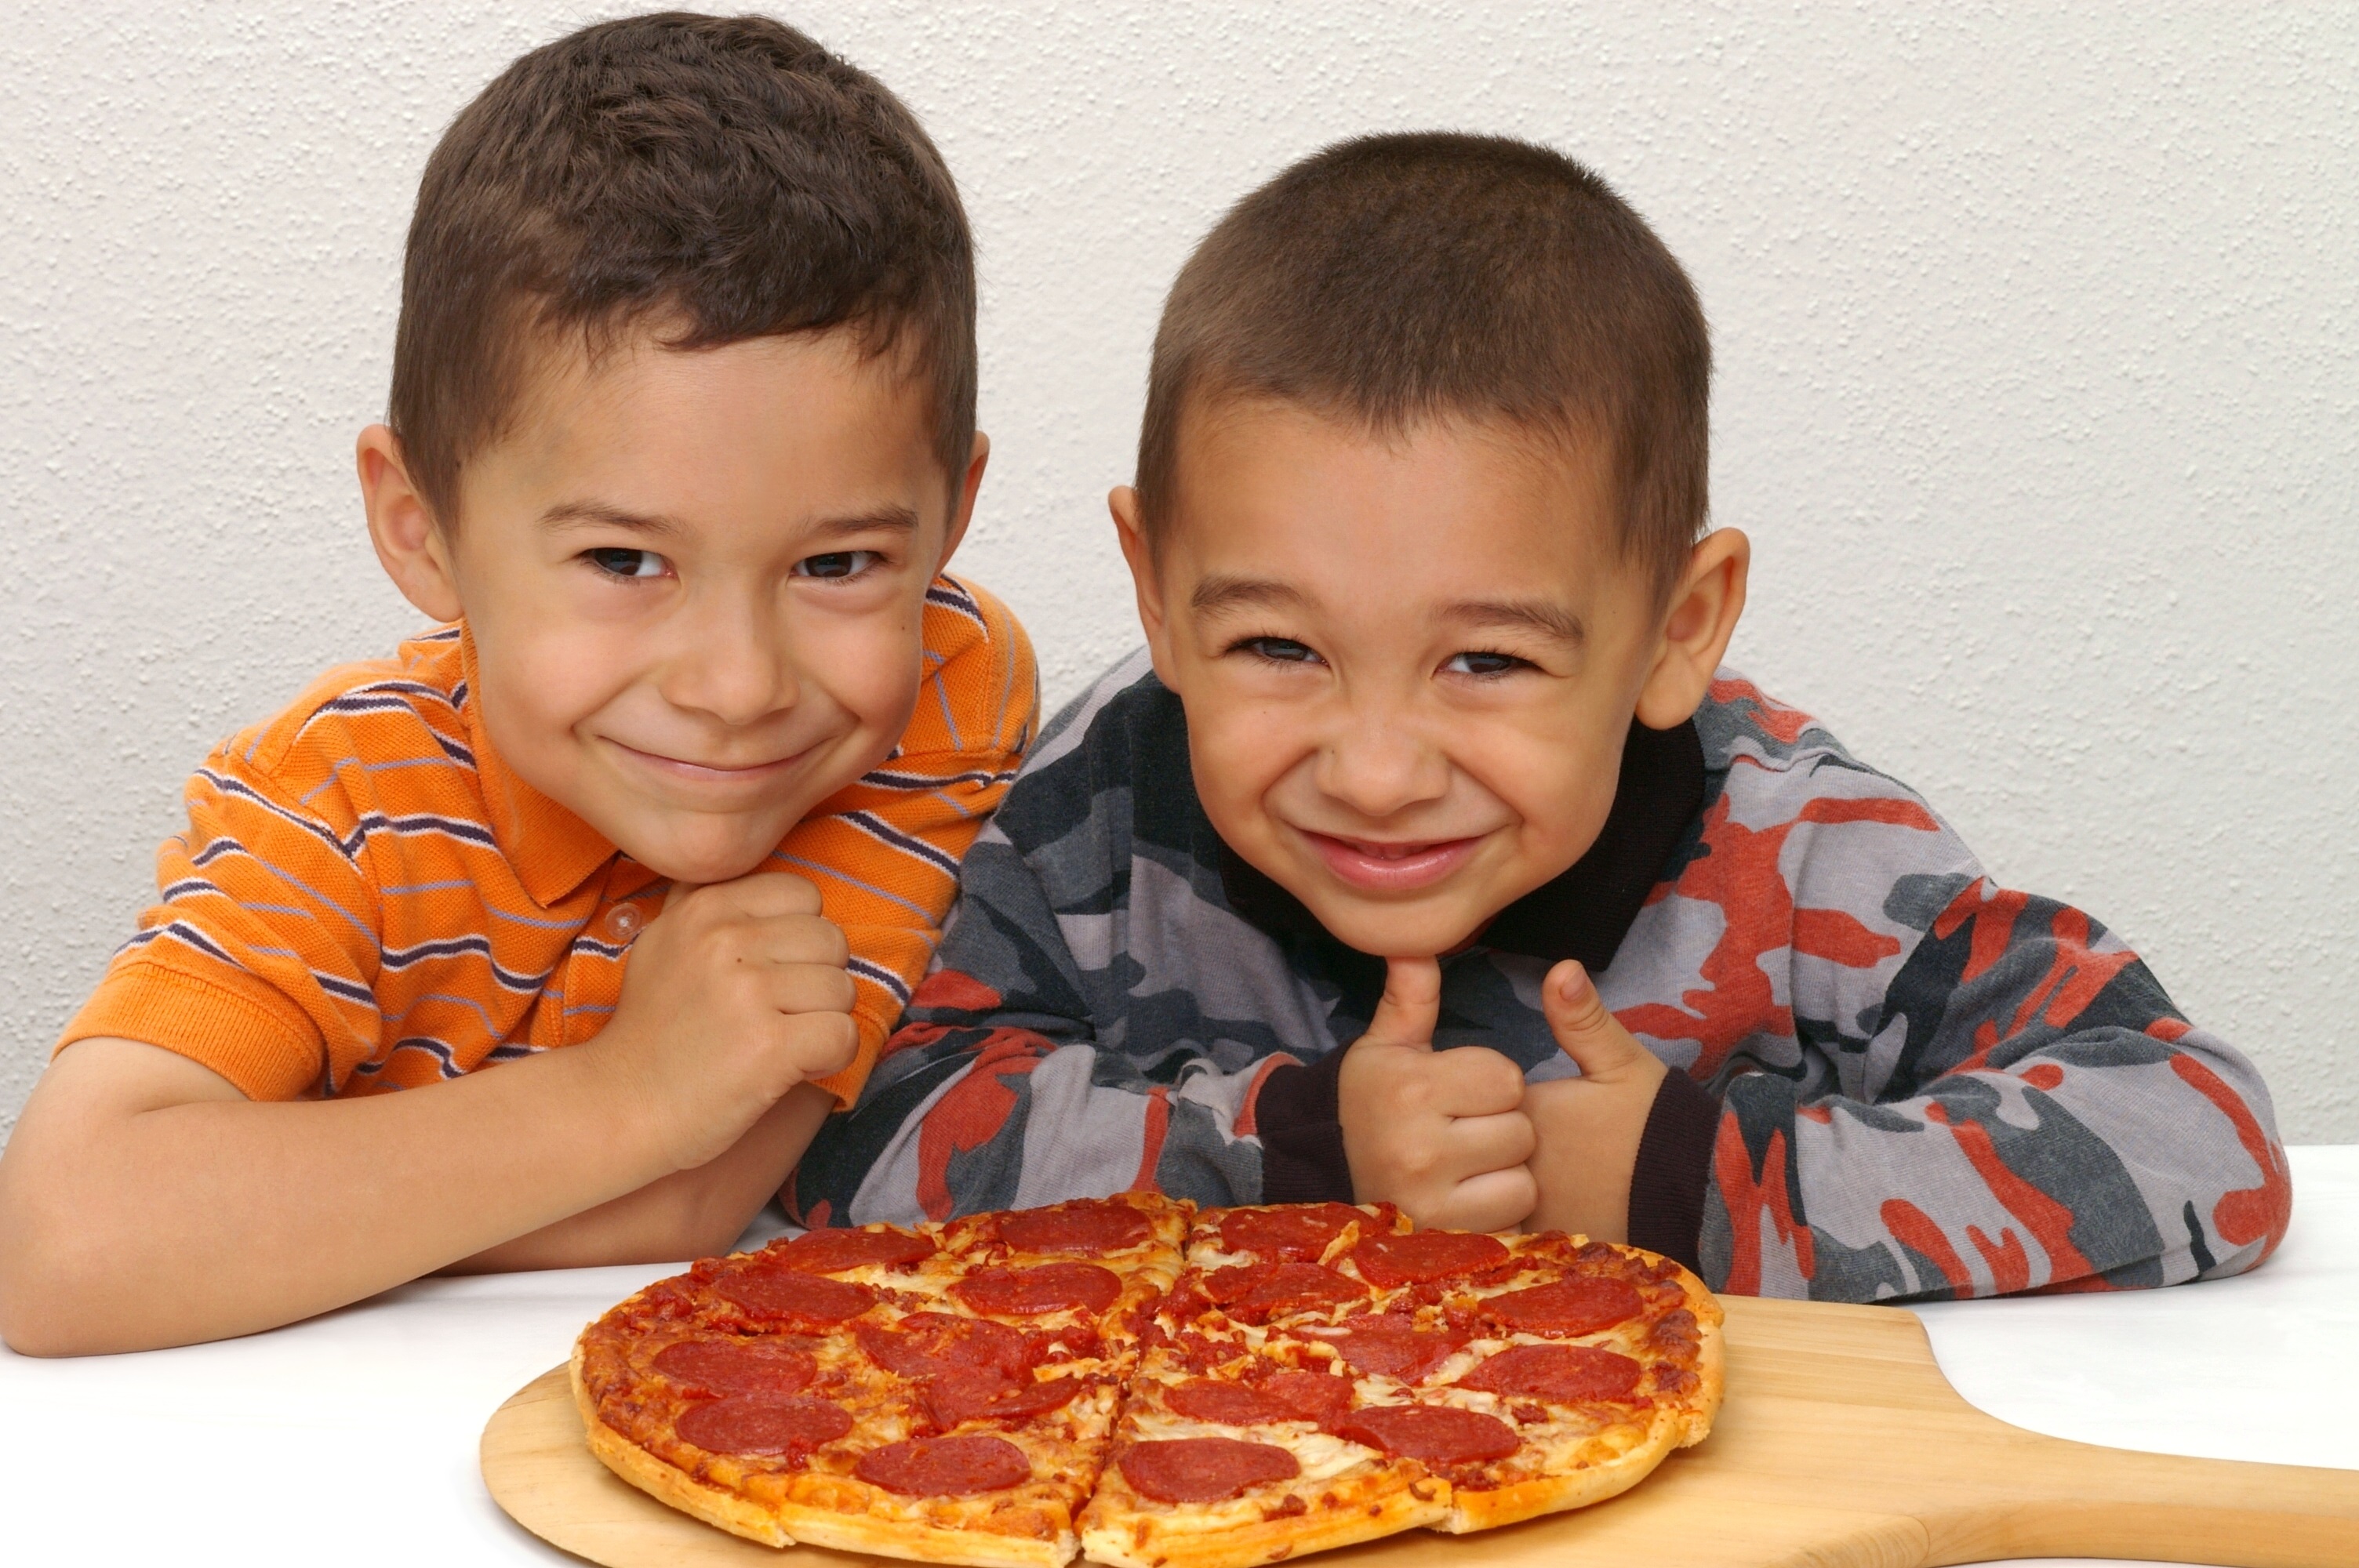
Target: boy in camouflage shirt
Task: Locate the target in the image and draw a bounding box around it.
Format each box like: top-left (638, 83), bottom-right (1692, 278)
top-left (791, 134), bottom-right (2289, 1301)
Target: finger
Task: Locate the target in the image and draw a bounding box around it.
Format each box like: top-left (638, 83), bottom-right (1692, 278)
top-left (660, 878), bottom-right (703, 915)
top-left (700, 871), bottom-right (825, 919)
top-left (1361, 956), bottom-right (1442, 1051)
top-left (1543, 959), bottom-right (1648, 1077)
top-left (1436, 1107), bottom-right (1539, 1171)
top-left (1423, 1046), bottom-right (1531, 1117)
top-left (768, 1008), bottom-right (860, 1081)
top-left (740, 913), bottom-right (852, 969)
top-left (1430, 1167), bottom-right (1538, 1235)
top-left (760, 961), bottom-right (858, 1017)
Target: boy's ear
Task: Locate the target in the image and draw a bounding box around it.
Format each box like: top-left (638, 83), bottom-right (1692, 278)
top-left (357, 425), bottom-right (463, 625)
top-left (1108, 485), bottom-right (1177, 684)
top-left (1634, 528), bottom-right (1750, 731)
top-left (934, 432), bottom-right (990, 574)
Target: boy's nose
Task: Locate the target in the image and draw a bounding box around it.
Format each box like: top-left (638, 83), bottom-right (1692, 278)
top-left (663, 603), bottom-right (798, 726)
top-left (1314, 716), bottom-right (1451, 820)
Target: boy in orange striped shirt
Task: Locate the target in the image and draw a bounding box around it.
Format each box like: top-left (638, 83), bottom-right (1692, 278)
top-left (0, 16), bottom-right (1035, 1354)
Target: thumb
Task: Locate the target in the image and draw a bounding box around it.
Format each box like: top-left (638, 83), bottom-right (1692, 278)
top-left (660, 878), bottom-right (703, 916)
top-left (1543, 959), bottom-right (1647, 1076)
top-left (1362, 956), bottom-right (1442, 1050)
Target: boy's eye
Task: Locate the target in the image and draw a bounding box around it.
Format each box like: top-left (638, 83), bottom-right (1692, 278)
top-left (1443, 650), bottom-right (1530, 677)
top-left (1239, 637), bottom-right (1323, 666)
top-left (793, 550), bottom-right (882, 580)
top-left (585, 547), bottom-right (669, 580)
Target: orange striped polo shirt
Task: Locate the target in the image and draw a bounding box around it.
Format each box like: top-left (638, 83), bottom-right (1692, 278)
top-left (60, 574), bottom-right (1036, 1106)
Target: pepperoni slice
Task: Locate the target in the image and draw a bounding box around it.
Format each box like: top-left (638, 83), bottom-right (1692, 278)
top-left (1335, 1403), bottom-right (1521, 1465)
top-left (1350, 1230), bottom-right (1510, 1288)
top-left (856, 1433), bottom-right (1034, 1496)
top-left (675, 1395), bottom-right (852, 1457)
top-left (1216, 1203), bottom-right (1369, 1262)
top-left (1001, 1200), bottom-right (1152, 1256)
top-left (1258, 1368), bottom-right (1354, 1424)
top-left (1303, 1314), bottom-right (1467, 1381)
top-left (1165, 1378), bottom-right (1292, 1427)
top-left (1119, 1438), bottom-right (1300, 1503)
top-left (1479, 1278), bottom-right (1645, 1337)
top-left (954, 1261), bottom-right (1122, 1318)
top-left (856, 1312), bottom-right (1034, 1378)
top-left (1458, 1343), bottom-right (1643, 1403)
top-left (652, 1338), bottom-right (816, 1396)
top-left (921, 1367), bottom-right (1088, 1428)
top-left (712, 1266), bottom-right (874, 1327)
top-left (1201, 1261), bottom-right (1365, 1320)
top-left (772, 1226), bottom-right (936, 1274)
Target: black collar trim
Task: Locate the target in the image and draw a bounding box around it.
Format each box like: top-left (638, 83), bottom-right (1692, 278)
top-left (1216, 717), bottom-right (1706, 971)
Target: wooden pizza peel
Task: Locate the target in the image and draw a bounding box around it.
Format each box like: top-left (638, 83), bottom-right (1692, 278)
top-left (481, 1294), bottom-right (2359, 1568)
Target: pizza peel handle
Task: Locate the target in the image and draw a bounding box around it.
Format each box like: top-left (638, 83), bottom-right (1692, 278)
top-left (1700, 1296), bottom-right (2359, 1568)
top-left (1912, 1440), bottom-right (2359, 1568)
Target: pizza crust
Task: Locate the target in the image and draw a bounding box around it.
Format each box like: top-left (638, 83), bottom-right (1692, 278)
top-left (1078, 1472), bottom-right (1446, 1568)
top-left (1672, 1265), bottom-right (1727, 1446)
top-left (769, 1497), bottom-right (1075, 1568)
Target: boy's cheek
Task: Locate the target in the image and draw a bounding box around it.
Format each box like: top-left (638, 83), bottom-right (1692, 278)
top-left (798, 613), bottom-right (927, 746)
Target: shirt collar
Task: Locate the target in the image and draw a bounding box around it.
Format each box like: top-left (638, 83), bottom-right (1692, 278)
top-left (460, 626), bottom-right (621, 909)
top-left (1217, 716), bottom-right (1707, 970)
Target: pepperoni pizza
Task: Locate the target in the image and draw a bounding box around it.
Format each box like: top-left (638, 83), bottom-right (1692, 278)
top-left (570, 1197), bottom-right (1721, 1568)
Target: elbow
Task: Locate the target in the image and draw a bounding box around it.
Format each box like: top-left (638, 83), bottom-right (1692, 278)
top-left (0, 1232), bottom-right (114, 1357)
top-left (0, 1181), bottom-right (155, 1356)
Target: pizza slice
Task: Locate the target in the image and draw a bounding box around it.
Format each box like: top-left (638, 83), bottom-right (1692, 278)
top-left (1078, 1202), bottom-right (1445, 1568)
top-left (1075, 1207), bottom-right (1722, 1568)
top-left (572, 1193), bottom-right (1192, 1568)
top-left (1321, 1225), bottom-right (1723, 1532)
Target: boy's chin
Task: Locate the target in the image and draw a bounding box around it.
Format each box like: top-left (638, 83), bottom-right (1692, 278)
top-left (612, 826), bottom-right (784, 889)
top-left (1295, 889), bottom-right (1489, 961)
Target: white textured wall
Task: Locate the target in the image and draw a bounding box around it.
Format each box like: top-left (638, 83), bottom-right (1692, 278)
top-left (4, 3), bottom-right (2354, 1142)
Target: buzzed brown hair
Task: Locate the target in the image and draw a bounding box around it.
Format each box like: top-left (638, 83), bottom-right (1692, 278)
top-left (389, 12), bottom-right (975, 525)
top-left (1136, 132), bottom-right (1709, 599)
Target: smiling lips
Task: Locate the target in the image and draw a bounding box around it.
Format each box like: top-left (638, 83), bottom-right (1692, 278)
top-left (609, 739), bottom-right (813, 785)
top-left (1300, 829), bottom-right (1484, 891)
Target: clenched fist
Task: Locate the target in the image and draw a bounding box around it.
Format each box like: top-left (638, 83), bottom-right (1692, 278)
top-left (592, 873), bottom-right (858, 1173)
top-left (1336, 956), bottom-right (1537, 1232)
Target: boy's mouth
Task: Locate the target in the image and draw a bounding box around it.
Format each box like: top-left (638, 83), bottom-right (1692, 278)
top-left (607, 738), bottom-right (818, 788)
top-left (1297, 829), bottom-right (1484, 892)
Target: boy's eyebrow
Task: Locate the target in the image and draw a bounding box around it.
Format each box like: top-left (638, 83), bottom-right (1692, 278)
top-left (534, 503), bottom-right (922, 538)
top-left (1190, 575), bottom-right (1309, 617)
top-left (1441, 598), bottom-right (1587, 646)
top-left (537, 500), bottom-right (684, 536)
top-left (1189, 578), bottom-right (1584, 646)
top-left (808, 505), bottom-right (922, 540)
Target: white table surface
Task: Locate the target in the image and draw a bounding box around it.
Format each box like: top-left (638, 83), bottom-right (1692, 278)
top-left (3, 1147), bottom-right (2351, 1568)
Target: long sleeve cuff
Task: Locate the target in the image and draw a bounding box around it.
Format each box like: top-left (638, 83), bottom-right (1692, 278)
top-left (1252, 1047), bottom-right (1356, 1203)
top-left (1626, 1069), bottom-right (1720, 1272)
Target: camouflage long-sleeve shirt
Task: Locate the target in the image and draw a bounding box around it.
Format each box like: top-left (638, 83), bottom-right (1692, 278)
top-left (791, 652), bottom-right (2293, 1301)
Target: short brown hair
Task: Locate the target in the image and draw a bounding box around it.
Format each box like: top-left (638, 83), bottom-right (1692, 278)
top-left (1137, 132), bottom-right (1709, 597)
top-left (389, 12), bottom-right (974, 524)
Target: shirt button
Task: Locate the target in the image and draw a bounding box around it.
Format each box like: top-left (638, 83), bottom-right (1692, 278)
top-left (602, 902), bottom-right (645, 942)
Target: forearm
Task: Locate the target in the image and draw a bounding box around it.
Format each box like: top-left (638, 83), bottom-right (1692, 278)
top-left (796, 1026), bottom-right (1280, 1226)
top-left (443, 1082), bottom-right (831, 1273)
top-left (0, 1037), bottom-right (682, 1355)
top-left (1708, 1023), bottom-right (2292, 1301)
